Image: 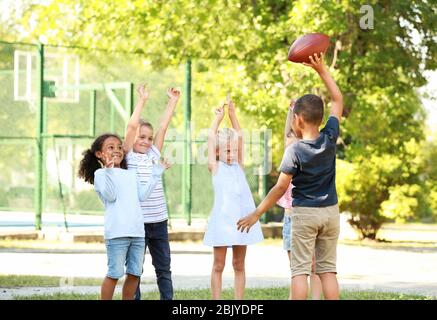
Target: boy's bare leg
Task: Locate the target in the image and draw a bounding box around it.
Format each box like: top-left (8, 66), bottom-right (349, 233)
top-left (318, 272), bottom-right (340, 300)
top-left (291, 275), bottom-right (309, 300)
top-left (211, 247), bottom-right (227, 300)
top-left (101, 277), bottom-right (118, 300)
top-left (310, 256), bottom-right (322, 300)
top-left (232, 245), bottom-right (247, 300)
top-left (122, 274), bottom-right (140, 300)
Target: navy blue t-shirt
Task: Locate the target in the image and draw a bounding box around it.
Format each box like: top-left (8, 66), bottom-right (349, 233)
top-left (279, 116), bottom-right (340, 207)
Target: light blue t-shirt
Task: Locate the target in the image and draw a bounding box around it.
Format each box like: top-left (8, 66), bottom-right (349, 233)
top-left (94, 166), bottom-right (163, 239)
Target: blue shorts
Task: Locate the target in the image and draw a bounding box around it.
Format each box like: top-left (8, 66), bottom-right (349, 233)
top-left (282, 215), bottom-right (292, 251)
top-left (105, 237), bottom-right (145, 279)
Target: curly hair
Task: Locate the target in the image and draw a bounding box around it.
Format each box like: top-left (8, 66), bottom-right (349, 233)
top-left (78, 133), bottom-right (127, 185)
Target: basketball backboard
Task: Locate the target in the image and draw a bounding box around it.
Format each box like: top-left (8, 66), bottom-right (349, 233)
top-left (13, 49), bottom-right (80, 104)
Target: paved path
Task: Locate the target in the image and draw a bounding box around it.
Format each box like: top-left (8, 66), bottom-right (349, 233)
top-left (1, 243), bottom-right (436, 299)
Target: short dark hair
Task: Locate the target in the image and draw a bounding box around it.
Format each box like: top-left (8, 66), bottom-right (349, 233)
top-left (293, 94), bottom-right (324, 125)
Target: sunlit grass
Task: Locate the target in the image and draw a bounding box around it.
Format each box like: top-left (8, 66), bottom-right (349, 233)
top-left (14, 287), bottom-right (433, 300)
top-left (0, 274), bottom-right (154, 287)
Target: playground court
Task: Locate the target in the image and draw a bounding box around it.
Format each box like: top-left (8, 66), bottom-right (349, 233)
top-left (1, 211), bottom-right (436, 299)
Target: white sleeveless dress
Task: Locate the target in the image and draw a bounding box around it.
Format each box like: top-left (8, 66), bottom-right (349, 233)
top-left (203, 161), bottom-right (264, 247)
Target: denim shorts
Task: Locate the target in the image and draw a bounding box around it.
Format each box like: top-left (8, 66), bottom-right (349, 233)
top-left (282, 215), bottom-right (292, 251)
top-left (105, 237), bottom-right (145, 279)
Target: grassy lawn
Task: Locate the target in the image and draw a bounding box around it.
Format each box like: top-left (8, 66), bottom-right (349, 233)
top-left (13, 287), bottom-right (433, 300)
top-left (0, 275), bottom-right (102, 287)
top-left (0, 275), bottom-right (153, 287)
top-left (3, 275), bottom-right (433, 300)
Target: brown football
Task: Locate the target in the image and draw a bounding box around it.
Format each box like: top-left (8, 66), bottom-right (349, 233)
top-left (287, 33), bottom-right (330, 64)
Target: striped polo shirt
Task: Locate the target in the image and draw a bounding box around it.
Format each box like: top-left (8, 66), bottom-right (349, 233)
top-left (126, 146), bottom-right (168, 223)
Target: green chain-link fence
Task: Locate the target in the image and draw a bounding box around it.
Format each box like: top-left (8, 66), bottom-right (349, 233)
top-left (0, 40), bottom-right (270, 230)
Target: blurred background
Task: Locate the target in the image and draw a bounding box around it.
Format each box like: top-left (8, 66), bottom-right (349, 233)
top-left (0, 0), bottom-right (436, 241)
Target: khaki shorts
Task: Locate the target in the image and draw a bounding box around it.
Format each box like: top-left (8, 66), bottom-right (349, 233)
top-left (290, 204), bottom-right (340, 277)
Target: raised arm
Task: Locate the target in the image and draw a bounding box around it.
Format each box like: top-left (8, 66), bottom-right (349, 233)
top-left (154, 88), bottom-right (181, 152)
top-left (304, 53), bottom-right (343, 122)
top-left (284, 100), bottom-right (294, 147)
top-left (227, 98), bottom-right (244, 166)
top-left (123, 84), bottom-right (149, 153)
top-left (237, 172), bottom-right (293, 232)
top-left (208, 106), bottom-right (225, 173)
top-left (137, 161), bottom-right (170, 201)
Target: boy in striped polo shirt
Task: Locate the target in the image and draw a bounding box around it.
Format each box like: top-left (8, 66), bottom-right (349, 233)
top-left (123, 84), bottom-right (181, 300)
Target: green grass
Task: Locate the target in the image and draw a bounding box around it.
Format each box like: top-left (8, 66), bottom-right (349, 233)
top-left (13, 287), bottom-right (434, 300)
top-left (0, 275), bottom-right (102, 287)
top-left (0, 275), bottom-right (153, 287)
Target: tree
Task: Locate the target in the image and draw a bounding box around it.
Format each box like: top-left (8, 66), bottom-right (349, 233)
top-left (24, 2), bottom-right (435, 142)
top-left (4, 0), bottom-right (436, 236)
top-left (337, 138), bottom-right (433, 239)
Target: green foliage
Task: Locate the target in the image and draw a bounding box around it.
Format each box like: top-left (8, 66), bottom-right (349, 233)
top-left (2, 1), bottom-right (437, 230)
top-left (381, 184), bottom-right (421, 223)
top-left (16, 0), bottom-right (436, 162)
top-left (423, 133), bottom-right (437, 220)
top-left (338, 137), bottom-right (437, 238)
top-left (337, 157), bottom-right (387, 239)
top-left (429, 188), bottom-right (437, 219)
top-left (0, 187), bottom-right (8, 207)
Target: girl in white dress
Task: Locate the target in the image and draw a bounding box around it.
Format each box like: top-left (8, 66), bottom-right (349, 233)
top-left (203, 97), bottom-right (264, 299)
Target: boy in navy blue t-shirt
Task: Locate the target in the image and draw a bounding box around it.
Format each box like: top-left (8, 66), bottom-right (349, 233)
top-left (238, 52), bottom-right (343, 300)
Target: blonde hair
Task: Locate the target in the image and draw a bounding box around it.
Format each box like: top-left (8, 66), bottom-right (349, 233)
top-left (216, 128), bottom-right (238, 149)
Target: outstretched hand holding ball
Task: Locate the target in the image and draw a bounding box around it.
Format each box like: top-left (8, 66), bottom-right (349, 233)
top-left (287, 33), bottom-right (330, 64)
top-left (303, 52), bottom-right (326, 73)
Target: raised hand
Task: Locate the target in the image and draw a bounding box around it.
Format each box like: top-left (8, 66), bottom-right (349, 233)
top-left (136, 83), bottom-right (150, 101)
top-left (302, 52), bottom-right (326, 74)
top-left (303, 52), bottom-right (343, 121)
top-left (227, 97), bottom-right (236, 115)
top-left (215, 105), bottom-right (225, 122)
top-left (167, 87), bottom-right (181, 103)
top-left (103, 153), bottom-right (115, 169)
top-left (160, 158), bottom-right (172, 170)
